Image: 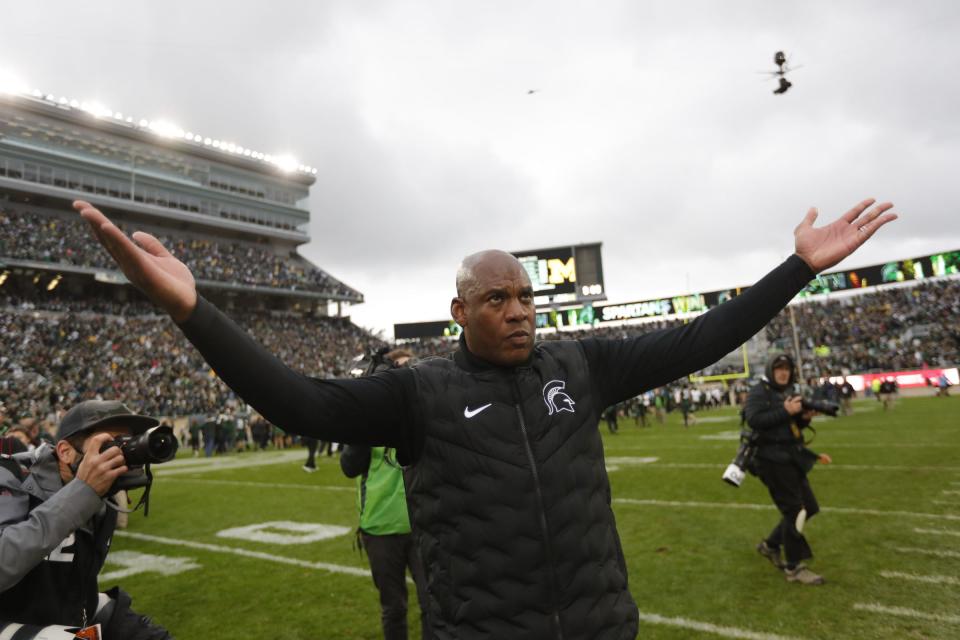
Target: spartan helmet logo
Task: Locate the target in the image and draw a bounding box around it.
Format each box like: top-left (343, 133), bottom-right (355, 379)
top-left (543, 380), bottom-right (576, 416)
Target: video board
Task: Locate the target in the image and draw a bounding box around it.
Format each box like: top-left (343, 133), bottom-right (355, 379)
top-left (393, 248), bottom-right (958, 339)
top-left (797, 249), bottom-right (958, 297)
top-left (512, 243), bottom-right (605, 303)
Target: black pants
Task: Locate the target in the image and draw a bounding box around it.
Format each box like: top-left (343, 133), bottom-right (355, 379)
top-left (361, 532), bottom-right (431, 640)
top-left (756, 458), bottom-right (820, 567)
top-left (303, 437), bottom-right (318, 467)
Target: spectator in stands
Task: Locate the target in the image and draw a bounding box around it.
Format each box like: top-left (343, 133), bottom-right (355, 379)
top-left (0, 400), bottom-right (172, 638)
top-left (75, 196), bottom-right (894, 637)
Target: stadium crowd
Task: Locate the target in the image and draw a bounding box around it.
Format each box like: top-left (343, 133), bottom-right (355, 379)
top-left (2, 266), bottom-right (957, 435)
top-left (0, 206), bottom-right (357, 298)
top-left (0, 296), bottom-right (384, 429)
top-left (765, 278), bottom-right (960, 377)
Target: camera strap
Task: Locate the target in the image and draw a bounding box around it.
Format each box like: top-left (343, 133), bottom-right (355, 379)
top-left (104, 465), bottom-right (154, 516)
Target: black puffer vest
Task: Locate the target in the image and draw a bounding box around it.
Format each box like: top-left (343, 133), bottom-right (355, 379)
top-left (405, 339), bottom-right (638, 639)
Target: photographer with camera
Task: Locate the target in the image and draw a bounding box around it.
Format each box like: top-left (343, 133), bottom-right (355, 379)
top-left (744, 354), bottom-right (832, 585)
top-left (0, 400), bottom-right (174, 638)
top-left (340, 348), bottom-right (431, 640)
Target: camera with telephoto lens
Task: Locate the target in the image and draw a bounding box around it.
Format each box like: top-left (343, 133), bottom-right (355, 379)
top-left (100, 424), bottom-right (178, 493)
top-left (722, 431), bottom-right (756, 488)
top-left (100, 424), bottom-right (178, 465)
top-left (800, 398), bottom-right (840, 417)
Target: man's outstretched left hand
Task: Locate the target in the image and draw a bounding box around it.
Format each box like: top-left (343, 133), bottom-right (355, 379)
top-left (794, 198), bottom-right (898, 273)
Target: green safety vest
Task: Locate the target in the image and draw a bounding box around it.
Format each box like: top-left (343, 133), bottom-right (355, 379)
top-left (357, 447), bottom-right (411, 535)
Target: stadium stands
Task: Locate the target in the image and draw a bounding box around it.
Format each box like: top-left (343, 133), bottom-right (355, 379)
top-left (766, 278), bottom-right (960, 377)
top-left (0, 293), bottom-right (384, 423)
top-left (1, 206), bottom-right (358, 298)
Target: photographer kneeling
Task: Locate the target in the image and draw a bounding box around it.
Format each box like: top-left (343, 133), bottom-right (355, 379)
top-left (744, 354), bottom-right (832, 586)
top-left (0, 400), bottom-right (173, 638)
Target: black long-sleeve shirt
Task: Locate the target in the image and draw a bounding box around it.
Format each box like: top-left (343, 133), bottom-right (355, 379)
top-left (179, 255), bottom-right (814, 463)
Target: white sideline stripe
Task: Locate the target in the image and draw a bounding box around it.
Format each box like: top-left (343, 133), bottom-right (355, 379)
top-left (892, 546), bottom-right (960, 559)
top-left (161, 450), bottom-right (303, 469)
top-left (853, 603), bottom-right (960, 625)
top-left (164, 478), bottom-right (353, 492)
top-left (613, 498), bottom-right (960, 521)
top-left (914, 527), bottom-right (960, 538)
top-left (604, 461), bottom-right (960, 473)
top-left (157, 452), bottom-right (309, 476)
top-left (637, 612), bottom-right (804, 640)
top-left (116, 531), bottom-right (371, 578)
top-left (879, 571), bottom-right (960, 586)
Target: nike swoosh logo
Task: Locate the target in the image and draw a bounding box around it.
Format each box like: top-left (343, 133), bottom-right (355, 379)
top-left (464, 403), bottom-right (492, 419)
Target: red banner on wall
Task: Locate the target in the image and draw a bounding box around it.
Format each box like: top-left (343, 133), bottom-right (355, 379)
top-left (828, 367), bottom-right (958, 392)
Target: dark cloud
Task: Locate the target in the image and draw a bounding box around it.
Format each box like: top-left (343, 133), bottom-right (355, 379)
top-left (3, 0), bottom-right (958, 334)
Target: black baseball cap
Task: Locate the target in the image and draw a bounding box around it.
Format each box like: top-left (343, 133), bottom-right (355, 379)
top-left (56, 400), bottom-right (159, 442)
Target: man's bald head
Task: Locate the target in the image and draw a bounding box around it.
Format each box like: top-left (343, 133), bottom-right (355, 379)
top-left (451, 250), bottom-right (536, 366)
top-left (456, 250), bottom-right (527, 298)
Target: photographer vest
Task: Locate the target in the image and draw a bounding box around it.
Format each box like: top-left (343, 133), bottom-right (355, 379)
top-left (405, 340), bottom-right (638, 640)
top-left (357, 447), bottom-right (410, 536)
top-left (0, 451), bottom-right (116, 627)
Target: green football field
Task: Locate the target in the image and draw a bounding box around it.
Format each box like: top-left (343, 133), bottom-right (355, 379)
top-left (106, 395), bottom-right (959, 639)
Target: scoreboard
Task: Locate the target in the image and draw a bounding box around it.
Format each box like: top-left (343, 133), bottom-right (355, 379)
top-left (512, 243), bottom-right (606, 305)
top-left (798, 249), bottom-right (959, 297)
top-left (393, 247), bottom-right (959, 339)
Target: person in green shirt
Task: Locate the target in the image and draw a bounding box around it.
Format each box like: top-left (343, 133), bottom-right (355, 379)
top-left (340, 349), bottom-right (430, 640)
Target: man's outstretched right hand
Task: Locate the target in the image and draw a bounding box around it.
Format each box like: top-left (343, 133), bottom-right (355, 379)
top-left (73, 200), bottom-right (197, 323)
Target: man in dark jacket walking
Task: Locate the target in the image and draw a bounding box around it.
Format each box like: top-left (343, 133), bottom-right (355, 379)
top-left (75, 198), bottom-right (895, 638)
top-left (745, 354), bottom-right (832, 585)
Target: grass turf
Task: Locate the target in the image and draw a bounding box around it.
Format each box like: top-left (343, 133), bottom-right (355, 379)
top-left (107, 395), bottom-right (959, 638)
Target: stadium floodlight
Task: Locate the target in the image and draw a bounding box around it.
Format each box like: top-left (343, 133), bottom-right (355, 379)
top-left (0, 73), bottom-right (313, 174)
top-left (0, 69), bottom-right (29, 96)
top-left (273, 154), bottom-right (300, 172)
top-left (148, 120), bottom-right (184, 138)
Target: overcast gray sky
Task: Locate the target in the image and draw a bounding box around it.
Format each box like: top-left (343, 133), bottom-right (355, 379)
top-left (3, 1), bottom-right (959, 336)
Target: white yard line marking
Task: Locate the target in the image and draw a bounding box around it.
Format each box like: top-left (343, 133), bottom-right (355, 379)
top-left (637, 612), bottom-right (804, 640)
top-left (891, 546), bottom-right (960, 559)
top-left (600, 461), bottom-right (960, 472)
top-left (613, 498), bottom-right (960, 521)
top-left (853, 603), bottom-right (960, 625)
top-left (914, 527), bottom-right (960, 538)
top-left (163, 478), bottom-right (353, 492)
top-left (942, 490), bottom-right (960, 495)
top-left (879, 571), bottom-right (960, 586)
top-left (931, 500), bottom-right (960, 506)
top-left (116, 531), bottom-right (371, 578)
top-left (161, 450), bottom-right (303, 469)
top-left (157, 452), bottom-right (311, 476)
